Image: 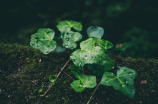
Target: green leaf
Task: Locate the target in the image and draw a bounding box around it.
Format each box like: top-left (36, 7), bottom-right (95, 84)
top-left (94, 38), bottom-right (113, 50)
top-left (57, 20), bottom-right (82, 32)
top-left (71, 80), bottom-right (85, 92)
top-left (48, 75), bottom-right (57, 86)
top-left (61, 31), bottom-right (82, 49)
top-left (87, 56), bottom-right (115, 76)
top-left (87, 26), bottom-right (104, 39)
top-left (38, 88), bottom-right (43, 93)
top-left (69, 65), bottom-right (97, 92)
top-left (30, 28), bottom-right (57, 54)
top-left (70, 38), bottom-right (109, 68)
top-left (101, 66), bottom-right (137, 99)
top-left (115, 41), bottom-right (134, 51)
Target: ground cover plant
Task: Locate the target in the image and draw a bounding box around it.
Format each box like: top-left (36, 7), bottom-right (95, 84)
top-left (30, 20), bottom-right (137, 104)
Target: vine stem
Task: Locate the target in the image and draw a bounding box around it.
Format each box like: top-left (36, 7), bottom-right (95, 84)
top-left (87, 81), bottom-right (101, 104)
top-left (42, 59), bottom-right (70, 96)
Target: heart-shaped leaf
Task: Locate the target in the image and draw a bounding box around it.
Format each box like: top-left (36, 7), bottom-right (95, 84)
top-left (94, 38), bottom-right (113, 50)
top-left (87, 26), bottom-right (104, 39)
top-left (30, 28), bottom-right (57, 54)
top-left (101, 66), bottom-right (137, 99)
top-left (61, 31), bottom-right (82, 49)
top-left (57, 20), bottom-right (82, 32)
top-left (69, 65), bottom-right (97, 92)
top-left (70, 38), bottom-right (109, 68)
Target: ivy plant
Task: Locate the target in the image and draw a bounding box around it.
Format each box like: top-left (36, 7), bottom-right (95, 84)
top-left (30, 20), bottom-right (137, 104)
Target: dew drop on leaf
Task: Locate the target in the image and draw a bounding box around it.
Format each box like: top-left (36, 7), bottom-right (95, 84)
top-left (122, 85), bottom-right (125, 87)
top-left (66, 38), bottom-right (69, 41)
top-left (85, 56), bottom-right (88, 59)
top-left (79, 62), bottom-right (82, 66)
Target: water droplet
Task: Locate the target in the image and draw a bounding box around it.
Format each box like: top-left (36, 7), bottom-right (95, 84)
top-left (64, 44), bottom-right (68, 48)
top-left (66, 38), bottom-right (69, 41)
top-left (79, 62), bottom-right (82, 66)
top-left (85, 55), bottom-right (88, 59)
top-left (122, 85), bottom-right (125, 87)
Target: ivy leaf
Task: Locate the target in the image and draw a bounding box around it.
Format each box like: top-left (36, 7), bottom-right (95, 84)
top-left (115, 41), bottom-right (134, 51)
top-left (70, 80), bottom-right (85, 92)
top-left (61, 31), bottom-right (82, 49)
top-left (94, 38), bottom-right (113, 50)
top-left (48, 75), bottom-right (57, 86)
top-left (101, 66), bottom-right (137, 99)
top-left (87, 55), bottom-right (115, 76)
top-left (30, 28), bottom-right (57, 54)
top-left (69, 65), bottom-right (97, 92)
top-left (87, 26), bottom-right (104, 39)
top-left (70, 38), bottom-right (109, 68)
top-left (57, 20), bottom-right (82, 32)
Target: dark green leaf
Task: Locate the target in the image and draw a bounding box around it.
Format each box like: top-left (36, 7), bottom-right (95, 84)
top-left (48, 75), bottom-right (57, 86)
top-left (101, 66), bottom-right (137, 99)
top-left (69, 65), bottom-right (97, 92)
top-left (87, 56), bottom-right (115, 76)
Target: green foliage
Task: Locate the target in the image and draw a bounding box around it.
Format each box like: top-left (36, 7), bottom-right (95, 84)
top-left (30, 20), bottom-right (137, 103)
top-left (61, 31), bottom-right (82, 49)
top-left (115, 41), bottom-right (134, 51)
top-left (48, 75), bottom-right (57, 86)
top-left (87, 56), bottom-right (115, 76)
top-left (30, 28), bottom-right (57, 54)
top-left (87, 26), bottom-right (104, 39)
top-left (56, 20), bottom-right (82, 32)
top-left (101, 66), bottom-right (137, 99)
top-left (70, 38), bottom-right (113, 68)
top-left (69, 65), bottom-right (97, 92)
top-left (57, 20), bottom-right (82, 49)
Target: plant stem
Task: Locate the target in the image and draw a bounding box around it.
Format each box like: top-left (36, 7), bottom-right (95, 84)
top-left (119, 50), bottom-right (122, 56)
top-left (42, 59), bottom-right (70, 96)
top-left (87, 81), bottom-right (101, 104)
top-left (57, 59), bottom-right (70, 77)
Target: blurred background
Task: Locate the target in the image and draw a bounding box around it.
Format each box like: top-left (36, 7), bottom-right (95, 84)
top-left (0, 0), bottom-right (158, 59)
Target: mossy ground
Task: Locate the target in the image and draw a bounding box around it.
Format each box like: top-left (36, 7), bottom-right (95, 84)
top-left (0, 43), bottom-right (158, 104)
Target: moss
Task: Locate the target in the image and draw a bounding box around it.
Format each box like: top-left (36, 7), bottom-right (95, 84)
top-left (0, 42), bottom-right (158, 104)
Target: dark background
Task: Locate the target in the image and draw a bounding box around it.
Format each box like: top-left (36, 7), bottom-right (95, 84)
top-left (0, 0), bottom-right (158, 59)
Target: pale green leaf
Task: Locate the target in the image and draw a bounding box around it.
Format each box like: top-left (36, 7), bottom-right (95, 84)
top-left (87, 26), bottom-right (104, 39)
top-left (94, 38), bottom-right (113, 50)
top-left (61, 31), bottom-right (82, 49)
top-left (30, 28), bottom-right (57, 54)
top-left (57, 20), bottom-right (82, 32)
top-left (70, 38), bottom-right (109, 68)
